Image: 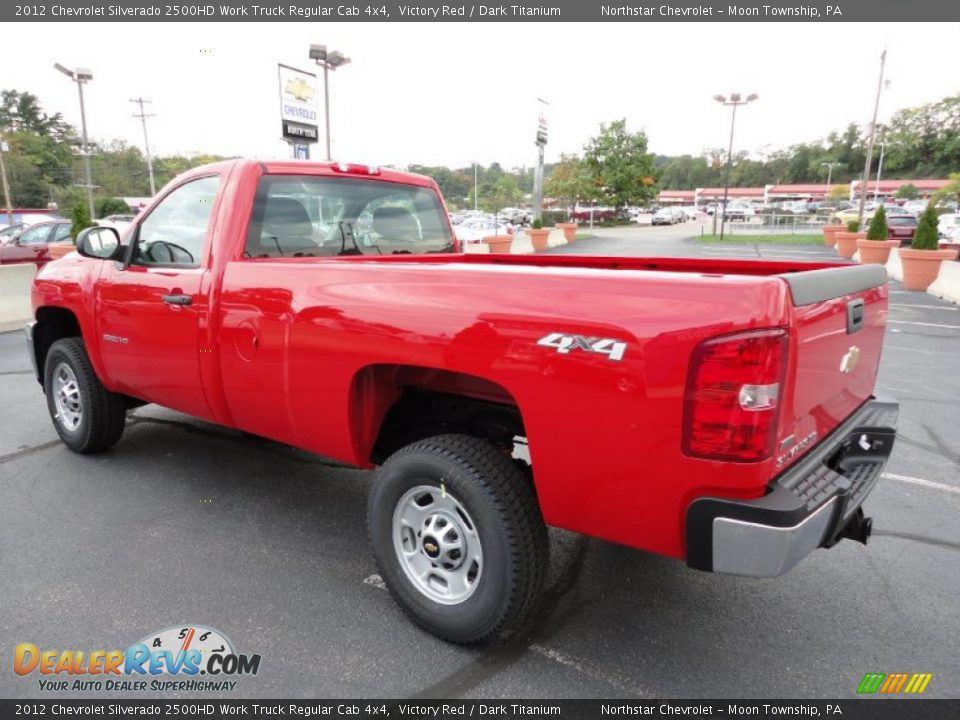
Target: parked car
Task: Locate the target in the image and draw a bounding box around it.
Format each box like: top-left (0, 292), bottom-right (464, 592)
top-left (886, 216), bottom-right (918, 245)
top-left (29, 159), bottom-right (898, 644)
top-left (901, 200), bottom-right (927, 215)
top-left (98, 214), bottom-right (136, 236)
top-left (723, 203), bottom-right (755, 221)
top-left (0, 220), bottom-right (72, 267)
top-left (651, 208), bottom-right (680, 225)
top-left (937, 213), bottom-right (960, 238)
top-left (831, 207), bottom-right (873, 226)
top-left (883, 205), bottom-right (912, 217)
top-left (454, 218), bottom-right (513, 243)
top-left (0, 223), bottom-right (27, 243)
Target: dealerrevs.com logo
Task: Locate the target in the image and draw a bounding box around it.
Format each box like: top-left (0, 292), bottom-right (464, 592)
top-left (14, 625), bottom-right (261, 693)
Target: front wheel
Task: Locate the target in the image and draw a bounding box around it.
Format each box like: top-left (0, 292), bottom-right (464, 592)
top-left (44, 337), bottom-right (127, 453)
top-left (368, 434), bottom-right (548, 644)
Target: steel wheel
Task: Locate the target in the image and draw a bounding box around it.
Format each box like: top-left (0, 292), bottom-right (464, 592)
top-left (52, 361), bottom-right (83, 432)
top-left (392, 484), bottom-right (482, 605)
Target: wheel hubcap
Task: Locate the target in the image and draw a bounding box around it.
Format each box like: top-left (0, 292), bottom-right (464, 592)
top-left (52, 362), bottom-right (83, 431)
top-left (393, 485), bottom-right (482, 605)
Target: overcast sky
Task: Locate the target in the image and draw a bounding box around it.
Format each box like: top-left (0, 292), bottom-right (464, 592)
top-left (3, 22), bottom-right (958, 170)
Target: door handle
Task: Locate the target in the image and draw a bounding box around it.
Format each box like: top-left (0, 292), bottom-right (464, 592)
top-left (162, 294), bottom-right (193, 306)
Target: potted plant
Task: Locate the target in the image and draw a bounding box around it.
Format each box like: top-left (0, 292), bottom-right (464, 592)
top-left (821, 221), bottom-right (843, 247)
top-left (899, 205), bottom-right (959, 291)
top-left (49, 202), bottom-right (95, 260)
top-left (555, 220), bottom-right (578, 243)
top-left (482, 234), bottom-right (513, 254)
top-left (857, 205), bottom-right (899, 264)
top-left (834, 219), bottom-right (864, 260)
top-left (527, 218), bottom-right (550, 251)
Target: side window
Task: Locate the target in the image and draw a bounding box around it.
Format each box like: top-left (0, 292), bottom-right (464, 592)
top-left (19, 225), bottom-right (51, 245)
top-left (134, 176), bottom-right (220, 267)
top-left (52, 224), bottom-right (73, 242)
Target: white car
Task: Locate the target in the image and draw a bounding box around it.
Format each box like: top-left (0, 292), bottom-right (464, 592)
top-left (937, 213), bottom-right (960, 238)
top-left (902, 200), bottom-right (927, 215)
top-left (454, 218), bottom-right (514, 243)
top-left (98, 214), bottom-right (137, 237)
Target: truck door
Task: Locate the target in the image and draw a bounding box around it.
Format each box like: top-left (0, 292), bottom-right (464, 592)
top-left (94, 174), bottom-right (222, 420)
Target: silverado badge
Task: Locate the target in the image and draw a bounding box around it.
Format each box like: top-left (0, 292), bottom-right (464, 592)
top-left (840, 346), bottom-right (861, 374)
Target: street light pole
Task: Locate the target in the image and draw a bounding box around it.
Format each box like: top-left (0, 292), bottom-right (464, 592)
top-left (130, 97), bottom-right (157, 196)
top-left (0, 137), bottom-right (13, 226)
top-left (309, 44), bottom-right (351, 162)
top-left (473, 162), bottom-right (478, 212)
top-left (54, 63), bottom-right (96, 219)
top-left (874, 141), bottom-right (886, 202)
top-left (857, 49), bottom-right (887, 229)
top-left (821, 161), bottom-right (841, 200)
top-left (713, 92), bottom-right (758, 242)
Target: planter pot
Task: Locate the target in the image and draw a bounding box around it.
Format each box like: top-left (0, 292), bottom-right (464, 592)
top-left (899, 248), bottom-right (960, 291)
top-left (821, 224), bottom-right (842, 247)
top-left (482, 235), bottom-right (513, 254)
top-left (556, 222), bottom-right (578, 243)
top-left (527, 228), bottom-right (550, 251)
top-left (834, 231), bottom-right (865, 259)
top-left (47, 242), bottom-right (76, 260)
top-left (856, 239), bottom-right (899, 265)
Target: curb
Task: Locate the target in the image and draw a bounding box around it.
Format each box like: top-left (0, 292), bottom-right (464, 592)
top-left (927, 260), bottom-right (960, 305)
top-left (0, 264), bottom-right (37, 332)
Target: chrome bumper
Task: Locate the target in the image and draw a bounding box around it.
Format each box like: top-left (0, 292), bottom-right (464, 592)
top-left (686, 398), bottom-right (898, 578)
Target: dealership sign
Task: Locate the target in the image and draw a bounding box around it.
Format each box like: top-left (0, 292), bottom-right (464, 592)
top-left (278, 64), bottom-right (318, 144)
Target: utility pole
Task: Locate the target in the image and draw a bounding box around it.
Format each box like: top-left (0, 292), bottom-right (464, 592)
top-left (130, 97), bottom-right (157, 196)
top-left (54, 63), bottom-right (96, 219)
top-left (0, 138), bottom-right (13, 226)
top-left (874, 140), bottom-right (886, 202)
top-left (857, 49), bottom-right (886, 229)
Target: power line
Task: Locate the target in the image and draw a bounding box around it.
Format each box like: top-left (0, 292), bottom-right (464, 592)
top-left (130, 97), bottom-right (157, 196)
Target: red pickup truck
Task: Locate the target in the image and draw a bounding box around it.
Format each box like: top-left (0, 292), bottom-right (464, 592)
top-left (28, 160), bottom-right (898, 644)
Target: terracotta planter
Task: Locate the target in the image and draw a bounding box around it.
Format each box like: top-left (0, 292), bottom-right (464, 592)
top-left (47, 242), bottom-right (76, 260)
top-left (482, 235), bottom-right (513, 254)
top-left (856, 239), bottom-right (899, 265)
top-left (899, 248), bottom-right (960, 291)
top-left (556, 222), bottom-right (578, 243)
top-left (527, 228), bottom-right (550, 251)
top-left (821, 224), bottom-right (842, 247)
top-left (834, 231), bottom-right (865, 259)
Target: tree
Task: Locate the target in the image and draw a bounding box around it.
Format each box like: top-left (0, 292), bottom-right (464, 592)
top-left (930, 172), bottom-right (960, 207)
top-left (545, 154), bottom-right (595, 218)
top-left (583, 119), bottom-right (658, 210)
top-left (96, 197), bottom-right (132, 217)
top-left (894, 183), bottom-right (919, 200)
top-left (911, 205), bottom-right (939, 250)
top-left (69, 201), bottom-right (95, 243)
top-left (866, 205), bottom-right (888, 240)
top-left (829, 184), bottom-right (850, 202)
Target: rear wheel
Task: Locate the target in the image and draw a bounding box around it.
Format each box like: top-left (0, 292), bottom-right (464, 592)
top-left (368, 434), bottom-right (548, 644)
top-left (44, 337), bottom-right (127, 453)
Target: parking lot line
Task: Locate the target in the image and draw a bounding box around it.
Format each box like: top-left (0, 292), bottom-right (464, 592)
top-left (886, 320), bottom-right (960, 330)
top-left (889, 304), bottom-right (958, 311)
top-left (882, 472), bottom-right (960, 496)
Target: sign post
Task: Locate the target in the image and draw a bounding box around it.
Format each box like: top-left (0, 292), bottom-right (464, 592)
top-left (533, 98), bottom-right (548, 223)
top-left (278, 64), bottom-right (320, 159)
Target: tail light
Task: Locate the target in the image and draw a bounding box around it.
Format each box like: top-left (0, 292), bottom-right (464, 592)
top-left (331, 162), bottom-right (380, 176)
top-left (683, 328), bottom-right (788, 462)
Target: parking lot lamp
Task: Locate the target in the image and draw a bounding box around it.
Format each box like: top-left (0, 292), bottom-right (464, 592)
top-left (821, 162), bottom-right (841, 198)
top-left (54, 63), bottom-right (96, 219)
top-left (713, 93), bottom-right (758, 241)
top-left (474, 162), bottom-right (478, 212)
top-left (857, 49), bottom-right (886, 229)
top-left (309, 44), bottom-right (351, 162)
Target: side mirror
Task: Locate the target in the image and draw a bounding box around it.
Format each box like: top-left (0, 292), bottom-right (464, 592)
top-left (77, 226), bottom-right (123, 261)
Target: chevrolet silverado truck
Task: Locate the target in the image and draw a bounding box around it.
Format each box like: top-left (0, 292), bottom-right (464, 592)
top-left (28, 160), bottom-right (898, 644)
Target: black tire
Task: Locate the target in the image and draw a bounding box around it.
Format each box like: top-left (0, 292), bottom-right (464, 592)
top-left (44, 337), bottom-right (127, 453)
top-left (368, 434), bottom-right (548, 644)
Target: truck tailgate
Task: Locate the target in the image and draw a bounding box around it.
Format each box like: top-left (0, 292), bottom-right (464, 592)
top-left (776, 265), bottom-right (889, 472)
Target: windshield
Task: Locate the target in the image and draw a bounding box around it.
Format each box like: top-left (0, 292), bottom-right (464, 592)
top-left (246, 175), bottom-right (454, 258)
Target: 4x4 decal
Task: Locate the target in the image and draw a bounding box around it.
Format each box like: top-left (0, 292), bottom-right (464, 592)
top-left (536, 333), bottom-right (627, 362)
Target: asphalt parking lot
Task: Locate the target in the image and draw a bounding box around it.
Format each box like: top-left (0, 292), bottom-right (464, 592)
top-left (2, 227), bottom-right (959, 700)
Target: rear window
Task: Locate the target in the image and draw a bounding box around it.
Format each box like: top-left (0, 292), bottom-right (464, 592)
top-left (245, 175), bottom-right (454, 258)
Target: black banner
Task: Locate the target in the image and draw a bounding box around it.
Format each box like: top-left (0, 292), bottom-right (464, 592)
top-left (0, 699), bottom-right (956, 719)
top-left (5, 1), bottom-right (960, 23)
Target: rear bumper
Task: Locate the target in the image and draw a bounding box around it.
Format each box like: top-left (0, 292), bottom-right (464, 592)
top-left (686, 397), bottom-right (898, 578)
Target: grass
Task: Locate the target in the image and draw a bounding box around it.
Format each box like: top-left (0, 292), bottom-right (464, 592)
top-left (696, 233), bottom-right (823, 246)
top-left (573, 232), bottom-right (592, 240)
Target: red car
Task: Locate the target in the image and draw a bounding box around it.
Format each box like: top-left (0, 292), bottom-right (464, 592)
top-left (0, 220), bottom-right (71, 267)
top-left (887, 216), bottom-right (918, 245)
top-left (27, 160), bottom-right (898, 643)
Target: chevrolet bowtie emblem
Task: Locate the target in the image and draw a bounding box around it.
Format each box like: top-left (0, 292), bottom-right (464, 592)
top-left (284, 78), bottom-right (315, 102)
top-left (840, 346), bottom-right (861, 374)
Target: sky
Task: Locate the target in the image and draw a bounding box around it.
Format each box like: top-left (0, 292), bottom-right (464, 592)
top-left (3, 22), bottom-right (959, 171)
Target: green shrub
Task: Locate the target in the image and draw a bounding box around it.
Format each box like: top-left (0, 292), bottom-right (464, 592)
top-left (846, 219), bottom-right (860, 233)
top-left (541, 209), bottom-right (566, 227)
top-left (531, 217), bottom-right (543, 230)
top-left (95, 197), bottom-right (132, 218)
top-left (912, 206), bottom-right (939, 250)
top-left (69, 202), bottom-right (95, 244)
top-left (866, 205), bottom-right (888, 240)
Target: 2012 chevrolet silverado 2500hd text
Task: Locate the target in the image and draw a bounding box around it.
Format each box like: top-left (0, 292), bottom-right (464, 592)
top-left (27, 160), bottom-right (898, 643)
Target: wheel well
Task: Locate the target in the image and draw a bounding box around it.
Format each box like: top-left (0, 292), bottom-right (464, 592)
top-left (356, 366), bottom-right (525, 466)
top-left (33, 307), bottom-right (82, 385)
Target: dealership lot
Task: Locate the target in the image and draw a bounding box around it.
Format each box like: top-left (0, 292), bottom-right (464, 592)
top-left (1, 230), bottom-right (959, 699)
